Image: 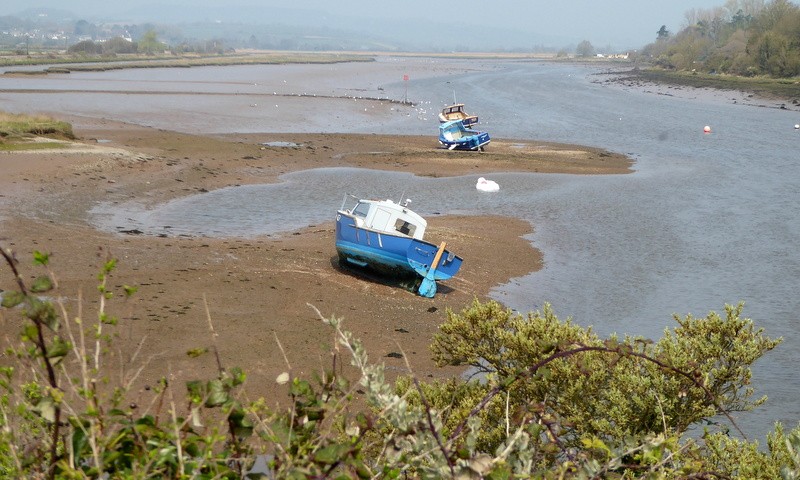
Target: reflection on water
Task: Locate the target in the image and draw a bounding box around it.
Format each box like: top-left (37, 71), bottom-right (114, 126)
top-left (11, 60), bottom-right (800, 440)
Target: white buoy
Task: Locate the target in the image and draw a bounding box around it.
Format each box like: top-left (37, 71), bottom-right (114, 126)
top-left (476, 177), bottom-right (500, 192)
top-left (795, 124), bottom-right (799, 129)
top-left (703, 125), bottom-right (711, 133)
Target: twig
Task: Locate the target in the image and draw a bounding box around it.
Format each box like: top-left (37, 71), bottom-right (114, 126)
top-left (202, 294), bottom-right (224, 375)
top-left (1, 245), bottom-right (62, 480)
top-left (401, 345), bottom-right (456, 476)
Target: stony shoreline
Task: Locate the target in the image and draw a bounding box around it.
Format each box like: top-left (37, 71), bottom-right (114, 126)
top-left (593, 67), bottom-right (800, 112)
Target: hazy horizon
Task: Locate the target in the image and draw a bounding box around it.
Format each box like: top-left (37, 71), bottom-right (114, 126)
top-left (8, 0), bottom-right (736, 50)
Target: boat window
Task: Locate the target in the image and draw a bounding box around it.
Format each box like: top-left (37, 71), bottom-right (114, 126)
top-left (394, 219), bottom-right (416, 237)
top-left (352, 202), bottom-right (370, 218)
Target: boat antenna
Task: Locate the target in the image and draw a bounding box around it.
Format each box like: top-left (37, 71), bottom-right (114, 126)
top-left (397, 189), bottom-right (407, 205)
top-left (453, 90), bottom-right (457, 104)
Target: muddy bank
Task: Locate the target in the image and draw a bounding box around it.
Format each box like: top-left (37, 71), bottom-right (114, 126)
top-left (0, 120), bottom-right (631, 404)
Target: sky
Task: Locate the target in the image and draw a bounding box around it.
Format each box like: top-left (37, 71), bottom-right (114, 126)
top-left (10, 0), bottom-right (735, 50)
top-left (307, 0), bottom-right (729, 46)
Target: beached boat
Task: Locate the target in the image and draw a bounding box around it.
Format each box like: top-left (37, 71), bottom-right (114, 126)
top-left (335, 195), bottom-right (463, 298)
top-left (438, 120), bottom-right (491, 151)
top-left (438, 103), bottom-right (479, 127)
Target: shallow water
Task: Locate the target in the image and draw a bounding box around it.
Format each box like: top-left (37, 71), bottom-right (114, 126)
top-left (4, 59), bottom-right (800, 440)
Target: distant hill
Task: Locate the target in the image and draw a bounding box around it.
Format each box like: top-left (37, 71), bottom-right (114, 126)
top-left (7, 4), bottom-right (577, 53)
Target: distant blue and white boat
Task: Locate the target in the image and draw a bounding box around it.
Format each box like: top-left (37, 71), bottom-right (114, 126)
top-left (335, 195), bottom-right (463, 298)
top-left (438, 120), bottom-right (490, 151)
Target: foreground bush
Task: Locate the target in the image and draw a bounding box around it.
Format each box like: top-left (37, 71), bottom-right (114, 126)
top-left (1, 244), bottom-right (799, 479)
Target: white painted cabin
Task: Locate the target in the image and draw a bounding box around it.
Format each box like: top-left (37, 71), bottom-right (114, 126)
top-left (345, 198), bottom-right (427, 240)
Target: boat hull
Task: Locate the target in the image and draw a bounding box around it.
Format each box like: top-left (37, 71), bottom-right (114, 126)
top-left (438, 119), bottom-right (491, 151)
top-left (335, 212), bottom-right (462, 284)
top-left (439, 131), bottom-right (490, 151)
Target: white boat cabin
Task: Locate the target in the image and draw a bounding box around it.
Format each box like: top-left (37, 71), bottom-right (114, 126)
top-left (441, 104), bottom-right (466, 117)
top-left (346, 198), bottom-right (427, 240)
top-left (439, 103), bottom-right (478, 125)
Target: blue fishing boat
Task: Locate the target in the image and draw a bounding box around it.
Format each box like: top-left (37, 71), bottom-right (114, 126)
top-left (335, 195), bottom-right (463, 298)
top-left (438, 120), bottom-right (490, 151)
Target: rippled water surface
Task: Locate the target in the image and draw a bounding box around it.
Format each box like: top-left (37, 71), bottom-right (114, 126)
top-left (5, 59), bottom-right (799, 440)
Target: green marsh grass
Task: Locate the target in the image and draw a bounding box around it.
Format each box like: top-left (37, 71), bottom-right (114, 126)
top-left (0, 142), bottom-right (68, 151)
top-left (0, 111), bottom-right (74, 143)
top-left (1, 51), bottom-right (373, 72)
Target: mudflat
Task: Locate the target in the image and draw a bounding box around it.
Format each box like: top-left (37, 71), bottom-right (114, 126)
top-left (0, 115), bottom-right (631, 405)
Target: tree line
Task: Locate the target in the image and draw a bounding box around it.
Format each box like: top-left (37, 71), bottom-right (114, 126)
top-left (642, 0), bottom-right (800, 77)
top-left (67, 30), bottom-right (229, 57)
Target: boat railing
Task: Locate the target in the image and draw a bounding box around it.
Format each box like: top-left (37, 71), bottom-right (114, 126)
top-left (340, 193), bottom-right (361, 213)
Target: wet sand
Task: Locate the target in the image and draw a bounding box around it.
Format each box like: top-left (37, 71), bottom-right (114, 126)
top-left (0, 107), bottom-right (631, 407)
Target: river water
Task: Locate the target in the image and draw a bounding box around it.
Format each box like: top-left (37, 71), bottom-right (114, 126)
top-left (2, 58), bottom-right (799, 441)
